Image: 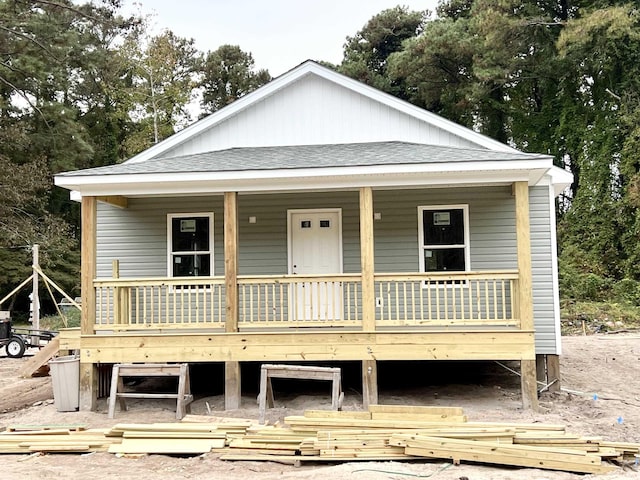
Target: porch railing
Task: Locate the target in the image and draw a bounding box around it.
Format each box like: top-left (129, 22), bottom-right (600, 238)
top-left (92, 270), bottom-right (519, 331)
top-left (94, 277), bottom-right (226, 330)
top-left (374, 271), bottom-right (519, 327)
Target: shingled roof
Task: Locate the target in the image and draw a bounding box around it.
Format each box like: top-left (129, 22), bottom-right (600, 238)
top-left (58, 141), bottom-right (550, 178)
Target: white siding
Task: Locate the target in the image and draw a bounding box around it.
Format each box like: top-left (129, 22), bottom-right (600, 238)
top-left (160, 75), bottom-right (479, 158)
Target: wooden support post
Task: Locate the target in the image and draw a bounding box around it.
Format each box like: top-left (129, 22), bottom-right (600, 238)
top-left (547, 354), bottom-right (561, 392)
top-left (80, 196), bottom-right (98, 411)
top-left (359, 187), bottom-right (375, 332)
top-left (536, 354), bottom-right (546, 384)
top-left (224, 193), bottom-right (241, 410)
top-left (225, 361), bottom-right (241, 410)
top-left (224, 192), bottom-right (239, 332)
top-left (514, 181), bottom-right (538, 411)
top-left (362, 359), bottom-right (378, 408)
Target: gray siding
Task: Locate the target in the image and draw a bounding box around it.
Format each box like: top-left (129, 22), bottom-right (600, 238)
top-left (96, 185), bottom-right (559, 354)
top-left (529, 185), bottom-right (559, 355)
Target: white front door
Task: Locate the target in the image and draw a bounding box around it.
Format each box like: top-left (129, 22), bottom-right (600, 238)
top-left (289, 209), bottom-right (343, 321)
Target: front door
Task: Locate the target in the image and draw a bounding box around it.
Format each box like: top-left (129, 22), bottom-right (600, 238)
top-left (289, 209), bottom-right (343, 321)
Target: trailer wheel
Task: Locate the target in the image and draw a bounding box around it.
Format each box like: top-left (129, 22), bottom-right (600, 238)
top-left (6, 336), bottom-right (26, 358)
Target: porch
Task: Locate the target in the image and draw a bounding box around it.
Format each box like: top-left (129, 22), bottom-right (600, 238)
top-left (77, 183), bottom-right (539, 411)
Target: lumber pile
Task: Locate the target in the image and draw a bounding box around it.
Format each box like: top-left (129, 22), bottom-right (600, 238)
top-left (0, 406), bottom-right (638, 475)
top-left (0, 425), bottom-right (117, 453)
top-left (218, 405), bottom-right (637, 474)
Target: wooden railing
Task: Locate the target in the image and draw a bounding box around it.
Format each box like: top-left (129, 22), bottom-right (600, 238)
top-left (92, 270), bottom-right (519, 330)
top-left (94, 277), bottom-right (225, 330)
top-left (238, 274), bottom-right (362, 328)
top-left (374, 271), bottom-right (519, 327)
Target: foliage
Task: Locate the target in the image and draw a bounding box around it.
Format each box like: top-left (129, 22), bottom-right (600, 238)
top-left (200, 45), bottom-right (270, 115)
top-left (344, 0), bottom-right (640, 297)
top-left (339, 6), bottom-right (427, 99)
top-left (561, 299), bottom-right (640, 335)
top-left (122, 29), bottom-right (201, 154)
top-left (0, 1), bottom-right (265, 315)
top-left (40, 308), bottom-right (81, 330)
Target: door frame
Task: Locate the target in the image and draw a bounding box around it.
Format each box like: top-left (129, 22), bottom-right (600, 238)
top-left (286, 208), bottom-right (344, 275)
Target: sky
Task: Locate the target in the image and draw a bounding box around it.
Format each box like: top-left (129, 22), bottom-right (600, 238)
top-left (124, 0), bottom-right (439, 77)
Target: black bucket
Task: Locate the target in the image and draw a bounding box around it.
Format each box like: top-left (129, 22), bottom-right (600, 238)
top-left (0, 319), bottom-right (11, 340)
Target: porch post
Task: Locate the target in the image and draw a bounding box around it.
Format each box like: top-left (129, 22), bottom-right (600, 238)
top-left (514, 181), bottom-right (538, 411)
top-left (359, 187), bottom-right (375, 332)
top-left (359, 187), bottom-right (378, 406)
top-left (224, 191), bottom-right (241, 409)
top-left (80, 196), bottom-right (97, 411)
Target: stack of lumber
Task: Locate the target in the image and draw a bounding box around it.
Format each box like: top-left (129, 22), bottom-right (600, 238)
top-left (107, 418), bottom-right (253, 455)
top-left (217, 405), bottom-right (638, 474)
top-left (0, 407), bottom-right (638, 474)
top-left (0, 425), bottom-right (118, 453)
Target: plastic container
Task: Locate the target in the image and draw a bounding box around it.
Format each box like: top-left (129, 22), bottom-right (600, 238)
top-left (49, 355), bottom-right (80, 411)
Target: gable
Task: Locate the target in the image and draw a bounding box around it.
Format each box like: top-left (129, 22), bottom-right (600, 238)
top-left (159, 73), bottom-right (481, 160)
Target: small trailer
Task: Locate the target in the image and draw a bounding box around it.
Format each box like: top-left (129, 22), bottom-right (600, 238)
top-left (0, 312), bottom-right (57, 358)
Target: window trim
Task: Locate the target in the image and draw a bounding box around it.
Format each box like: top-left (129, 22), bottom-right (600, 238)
top-left (417, 204), bottom-right (470, 276)
top-left (167, 212), bottom-right (214, 278)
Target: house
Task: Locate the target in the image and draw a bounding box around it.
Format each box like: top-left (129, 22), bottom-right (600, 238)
top-left (55, 61), bottom-right (572, 411)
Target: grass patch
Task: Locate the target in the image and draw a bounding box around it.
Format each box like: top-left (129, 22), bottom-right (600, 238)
top-left (39, 309), bottom-right (81, 331)
top-left (561, 299), bottom-right (640, 335)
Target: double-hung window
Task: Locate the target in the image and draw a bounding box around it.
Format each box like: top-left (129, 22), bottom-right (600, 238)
top-left (418, 205), bottom-right (469, 275)
top-left (167, 213), bottom-right (214, 277)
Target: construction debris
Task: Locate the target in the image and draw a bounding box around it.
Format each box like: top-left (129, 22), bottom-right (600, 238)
top-left (0, 406), bottom-right (638, 474)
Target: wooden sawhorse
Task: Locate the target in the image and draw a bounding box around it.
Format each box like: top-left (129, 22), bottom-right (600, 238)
top-left (258, 364), bottom-right (343, 424)
top-left (108, 363), bottom-right (193, 420)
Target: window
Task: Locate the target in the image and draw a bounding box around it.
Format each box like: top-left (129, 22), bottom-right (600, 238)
top-left (418, 205), bottom-right (469, 274)
top-left (167, 213), bottom-right (214, 277)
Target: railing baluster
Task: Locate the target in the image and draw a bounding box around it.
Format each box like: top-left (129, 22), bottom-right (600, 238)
top-left (500, 280), bottom-right (507, 320)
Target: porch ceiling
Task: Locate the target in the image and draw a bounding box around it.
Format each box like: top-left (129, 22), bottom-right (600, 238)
top-left (56, 141), bottom-right (553, 197)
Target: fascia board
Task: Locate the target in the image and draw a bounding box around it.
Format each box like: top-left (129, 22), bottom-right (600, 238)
top-left (55, 158), bottom-right (551, 189)
top-left (56, 168), bottom-right (549, 198)
top-left (548, 166), bottom-right (574, 196)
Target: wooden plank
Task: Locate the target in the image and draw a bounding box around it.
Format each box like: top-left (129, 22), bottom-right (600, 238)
top-left (18, 337), bottom-right (60, 378)
top-left (304, 410), bottom-right (371, 420)
top-left (96, 196), bottom-right (128, 209)
top-left (370, 412), bottom-right (467, 422)
top-left (359, 187), bottom-right (375, 331)
top-left (109, 437), bottom-right (224, 454)
top-left (368, 405), bottom-right (465, 416)
top-left (79, 330), bottom-right (536, 363)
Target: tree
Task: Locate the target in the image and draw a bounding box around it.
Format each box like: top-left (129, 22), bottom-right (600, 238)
top-left (122, 29), bottom-right (201, 155)
top-left (200, 45), bottom-right (270, 115)
top-left (339, 6), bottom-right (426, 99)
top-left (0, 0), bottom-right (141, 308)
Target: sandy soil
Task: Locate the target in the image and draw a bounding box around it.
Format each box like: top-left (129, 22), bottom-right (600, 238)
top-left (1, 334), bottom-right (640, 479)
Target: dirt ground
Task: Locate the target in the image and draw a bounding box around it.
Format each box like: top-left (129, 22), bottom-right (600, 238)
top-left (1, 334), bottom-right (640, 479)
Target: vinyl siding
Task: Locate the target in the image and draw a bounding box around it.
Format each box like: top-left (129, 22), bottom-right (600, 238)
top-left (96, 185), bottom-right (559, 354)
top-left (160, 75), bottom-right (480, 158)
